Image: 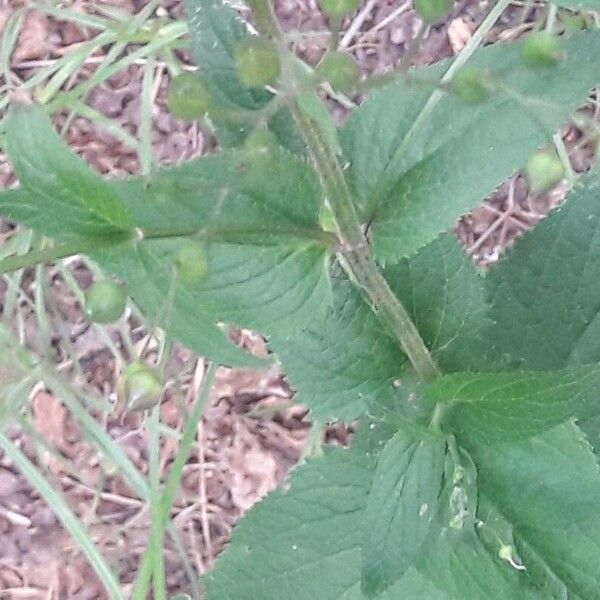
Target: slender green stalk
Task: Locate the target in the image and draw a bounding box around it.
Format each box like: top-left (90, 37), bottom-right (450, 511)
top-left (0, 225), bottom-right (335, 277)
top-left (0, 234), bottom-right (132, 276)
top-left (148, 405), bottom-right (167, 599)
top-left (132, 363), bottom-right (217, 599)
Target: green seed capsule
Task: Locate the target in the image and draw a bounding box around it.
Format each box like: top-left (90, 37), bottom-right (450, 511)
top-left (244, 127), bottom-right (279, 155)
top-left (414, 0), bottom-right (452, 23)
top-left (167, 72), bottom-right (212, 120)
top-left (118, 361), bottom-right (163, 412)
top-left (526, 150), bottom-right (565, 194)
top-left (234, 37), bottom-right (281, 88)
top-left (451, 67), bottom-right (491, 104)
top-left (84, 280), bottom-right (127, 324)
top-left (316, 52), bottom-right (360, 91)
top-left (521, 32), bottom-right (563, 69)
top-left (176, 241), bottom-right (209, 284)
top-left (318, 0), bottom-right (359, 19)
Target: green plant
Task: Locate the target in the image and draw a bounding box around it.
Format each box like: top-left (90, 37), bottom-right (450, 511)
top-left (316, 51), bottom-right (360, 91)
top-left (414, 0), bottom-right (453, 23)
top-left (167, 72), bottom-right (213, 120)
top-left (521, 31), bottom-right (564, 69)
top-left (84, 280), bottom-right (128, 324)
top-left (526, 148), bottom-right (566, 193)
top-left (234, 37), bottom-right (281, 88)
top-left (1, 0), bottom-right (600, 598)
top-left (318, 0), bottom-right (360, 20)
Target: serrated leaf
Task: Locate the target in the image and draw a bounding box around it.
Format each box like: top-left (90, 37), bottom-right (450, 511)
top-left (0, 114), bottom-right (332, 366)
top-left (386, 235), bottom-right (489, 372)
top-left (3, 105), bottom-right (133, 238)
top-left (270, 279), bottom-right (406, 422)
top-left (342, 31), bottom-right (600, 261)
top-left (465, 423), bottom-right (600, 599)
top-left (184, 0), bottom-right (304, 152)
top-left (205, 423), bottom-right (543, 600)
top-left (361, 430), bottom-right (446, 595)
top-left (270, 235), bottom-right (487, 421)
top-left (483, 170), bottom-right (600, 371)
top-left (184, 0), bottom-right (268, 112)
top-left (204, 447), bottom-right (373, 600)
top-left (426, 364), bottom-right (600, 441)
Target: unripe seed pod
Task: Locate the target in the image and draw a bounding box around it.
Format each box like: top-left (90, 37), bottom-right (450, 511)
top-left (451, 67), bottom-right (491, 104)
top-left (118, 361), bottom-right (163, 412)
top-left (526, 150), bottom-right (565, 194)
top-left (167, 73), bottom-right (212, 120)
top-left (521, 32), bottom-right (564, 69)
top-left (84, 280), bottom-right (127, 324)
top-left (234, 37), bottom-right (280, 88)
top-left (318, 0), bottom-right (359, 19)
top-left (316, 52), bottom-right (360, 91)
top-left (176, 241), bottom-right (209, 284)
top-left (244, 127), bottom-right (279, 155)
top-left (414, 0), bottom-right (452, 23)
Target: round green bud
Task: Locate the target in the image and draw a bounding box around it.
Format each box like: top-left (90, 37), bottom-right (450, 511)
top-left (526, 150), bottom-right (565, 194)
top-left (234, 37), bottom-right (280, 88)
top-left (414, 0), bottom-right (452, 23)
top-left (316, 52), bottom-right (360, 91)
top-left (176, 241), bottom-right (209, 284)
top-left (318, 0), bottom-right (359, 19)
top-left (167, 72), bottom-right (212, 120)
top-left (451, 67), bottom-right (491, 104)
top-left (84, 280), bottom-right (127, 324)
top-left (521, 32), bottom-right (563, 69)
top-left (119, 361), bottom-right (163, 412)
top-left (244, 127), bottom-right (279, 155)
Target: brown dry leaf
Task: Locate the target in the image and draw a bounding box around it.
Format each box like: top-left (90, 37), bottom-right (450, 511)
top-left (447, 18), bottom-right (472, 54)
top-left (13, 11), bottom-right (50, 63)
top-left (0, 9), bottom-right (9, 38)
top-left (229, 431), bottom-right (278, 512)
top-left (32, 391), bottom-right (67, 474)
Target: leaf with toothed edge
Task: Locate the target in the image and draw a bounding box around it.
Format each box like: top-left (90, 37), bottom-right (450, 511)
top-left (270, 234), bottom-right (488, 422)
top-left (342, 30), bottom-right (600, 261)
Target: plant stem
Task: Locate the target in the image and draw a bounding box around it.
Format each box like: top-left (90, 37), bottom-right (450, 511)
top-left (289, 100), bottom-right (439, 380)
top-left (348, 245), bottom-right (440, 380)
top-left (0, 233), bottom-right (132, 275)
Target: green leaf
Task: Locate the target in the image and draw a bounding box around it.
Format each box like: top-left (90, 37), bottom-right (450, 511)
top-left (184, 0), bottom-right (268, 112)
top-left (427, 365), bottom-right (600, 441)
top-left (270, 235), bottom-right (487, 421)
top-left (342, 30), bottom-right (600, 260)
top-left (483, 170), bottom-right (600, 371)
top-left (95, 153), bottom-right (332, 365)
top-left (551, 0), bottom-right (600, 9)
top-left (3, 104), bottom-right (133, 238)
top-left (184, 0), bottom-right (305, 153)
top-left (386, 235), bottom-right (489, 372)
top-left (205, 424), bottom-right (543, 600)
top-left (465, 423), bottom-right (600, 598)
top-left (204, 447), bottom-right (373, 600)
top-left (361, 430), bottom-right (446, 595)
top-left (270, 279), bottom-right (406, 422)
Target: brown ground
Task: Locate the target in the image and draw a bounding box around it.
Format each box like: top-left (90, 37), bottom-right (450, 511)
top-left (0, 0), bottom-right (598, 597)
